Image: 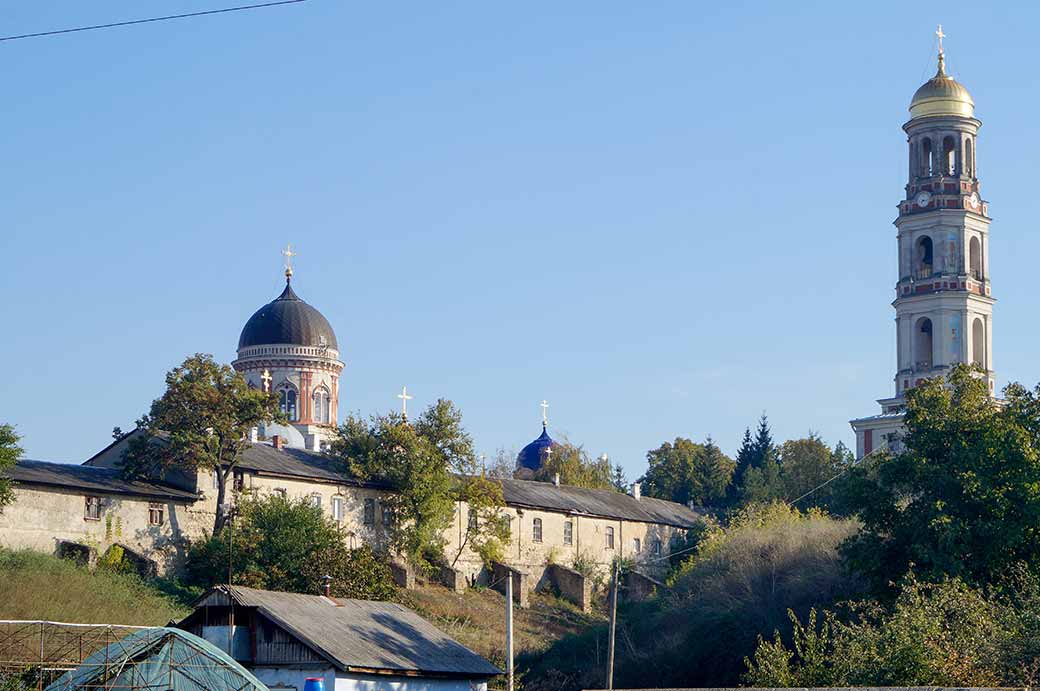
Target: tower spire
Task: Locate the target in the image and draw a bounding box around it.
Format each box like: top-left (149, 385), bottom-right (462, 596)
top-left (935, 23), bottom-right (947, 76)
top-left (281, 243), bottom-right (297, 283)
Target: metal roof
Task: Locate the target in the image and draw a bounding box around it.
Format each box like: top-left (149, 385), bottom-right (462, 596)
top-left (10, 460), bottom-right (199, 501)
top-left (238, 280), bottom-right (338, 350)
top-left (498, 477), bottom-right (702, 528)
top-left (191, 586), bottom-right (500, 679)
top-left (236, 444), bottom-right (390, 489)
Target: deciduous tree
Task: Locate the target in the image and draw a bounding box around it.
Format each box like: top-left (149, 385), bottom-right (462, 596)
top-left (0, 424), bottom-right (21, 511)
top-left (122, 354), bottom-right (282, 534)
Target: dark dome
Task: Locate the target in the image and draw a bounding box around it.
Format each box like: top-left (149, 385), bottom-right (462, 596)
top-left (238, 280), bottom-right (339, 350)
top-left (516, 423), bottom-right (555, 472)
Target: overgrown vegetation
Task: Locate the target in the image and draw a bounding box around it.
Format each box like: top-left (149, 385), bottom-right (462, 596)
top-left (0, 549), bottom-right (188, 625)
top-left (531, 438), bottom-right (615, 490)
top-left (184, 493), bottom-right (397, 600)
top-left (520, 504), bottom-right (862, 690)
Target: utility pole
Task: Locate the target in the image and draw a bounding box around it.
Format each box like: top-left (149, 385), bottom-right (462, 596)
top-left (606, 560), bottom-right (620, 690)
top-left (505, 572), bottom-right (514, 691)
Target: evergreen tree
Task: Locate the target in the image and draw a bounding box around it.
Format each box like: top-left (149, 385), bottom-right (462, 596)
top-left (728, 427), bottom-right (756, 503)
top-left (612, 464), bottom-right (629, 493)
top-left (689, 436), bottom-right (734, 506)
top-left (752, 414), bottom-right (777, 468)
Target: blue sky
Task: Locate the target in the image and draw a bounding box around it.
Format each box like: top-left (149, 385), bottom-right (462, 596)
top-left (3, 1), bottom-right (1039, 479)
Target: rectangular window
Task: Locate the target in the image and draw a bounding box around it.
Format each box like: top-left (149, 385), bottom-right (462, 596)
top-left (532, 518), bottom-right (543, 543)
top-left (382, 503), bottom-right (393, 526)
top-left (212, 471), bottom-right (220, 490)
top-left (467, 509), bottom-right (478, 531)
top-left (274, 487), bottom-right (287, 498)
top-left (363, 498), bottom-right (375, 525)
top-left (332, 496), bottom-right (344, 523)
top-left (563, 520), bottom-right (573, 545)
top-left (232, 470), bottom-right (245, 492)
top-left (653, 540), bottom-right (662, 556)
top-left (84, 496), bottom-right (101, 521)
top-left (148, 502), bottom-right (164, 526)
top-left (309, 494), bottom-right (322, 510)
top-left (605, 526), bottom-right (615, 550)
top-left (632, 538), bottom-right (641, 554)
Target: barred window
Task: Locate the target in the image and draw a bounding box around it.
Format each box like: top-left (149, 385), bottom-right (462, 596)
top-left (84, 496), bottom-right (101, 521)
top-left (148, 502), bottom-right (164, 526)
top-left (363, 498), bottom-right (375, 525)
top-left (653, 539), bottom-right (662, 556)
top-left (532, 518), bottom-right (543, 543)
top-left (605, 526), bottom-right (615, 550)
top-left (632, 538), bottom-right (641, 554)
top-left (563, 520), bottom-right (573, 545)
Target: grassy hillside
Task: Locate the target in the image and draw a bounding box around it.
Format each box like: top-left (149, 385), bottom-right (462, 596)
top-left (404, 582), bottom-right (604, 673)
top-left (0, 550), bottom-right (190, 625)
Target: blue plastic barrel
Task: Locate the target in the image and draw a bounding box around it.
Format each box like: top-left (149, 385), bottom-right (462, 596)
top-left (304, 678), bottom-right (325, 691)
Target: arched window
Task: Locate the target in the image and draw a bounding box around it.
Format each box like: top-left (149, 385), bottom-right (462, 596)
top-left (969, 236), bottom-right (982, 280)
top-left (915, 317), bottom-right (934, 371)
top-left (922, 138), bottom-right (934, 175)
top-left (278, 388), bottom-right (298, 421)
top-left (916, 236), bottom-right (934, 277)
top-left (313, 387), bottom-right (330, 424)
top-left (964, 138), bottom-right (974, 177)
top-left (532, 517), bottom-right (543, 543)
top-left (972, 318), bottom-right (986, 368)
top-left (942, 135), bottom-right (957, 175)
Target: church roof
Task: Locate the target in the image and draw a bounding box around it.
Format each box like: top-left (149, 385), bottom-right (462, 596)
top-left (516, 423), bottom-right (555, 472)
top-left (238, 279), bottom-right (338, 350)
top-left (909, 48), bottom-right (974, 119)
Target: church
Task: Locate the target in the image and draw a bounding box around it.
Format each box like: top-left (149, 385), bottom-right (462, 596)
top-left (0, 252), bottom-right (699, 599)
top-left (850, 28), bottom-right (995, 458)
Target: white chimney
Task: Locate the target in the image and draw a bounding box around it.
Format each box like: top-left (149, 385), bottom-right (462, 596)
top-left (248, 427), bottom-right (258, 443)
top-left (632, 482), bottom-right (641, 500)
top-left (553, 473), bottom-right (560, 487)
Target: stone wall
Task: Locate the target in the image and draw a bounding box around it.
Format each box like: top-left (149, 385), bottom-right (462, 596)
top-left (491, 562), bottom-right (530, 609)
top-left (623, 570), bottom-right (666, 602)
top-left (0, 486), bottom-right (201, 575)
top-left (545, 563), bottom-right (593, 612)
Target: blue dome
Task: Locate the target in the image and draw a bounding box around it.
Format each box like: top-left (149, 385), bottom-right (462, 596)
top-left (516, 424), bottom-right (555, 472)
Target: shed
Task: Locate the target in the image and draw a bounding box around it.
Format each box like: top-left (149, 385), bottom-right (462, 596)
top-left (44, 627), bottom-right (269, 691)
top-left (177, 585), bottom-right (501, 691)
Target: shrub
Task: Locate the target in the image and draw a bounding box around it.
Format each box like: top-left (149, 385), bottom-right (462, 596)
top-left (184, 494), bottom-right (397, 600)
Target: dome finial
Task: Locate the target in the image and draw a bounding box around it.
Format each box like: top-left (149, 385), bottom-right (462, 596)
top-left (540, 399), bottom-right (549, 428)
top-left (935, 23), bottom-right (947, 77)
top-left (281, 242), bottom-right (297, 283)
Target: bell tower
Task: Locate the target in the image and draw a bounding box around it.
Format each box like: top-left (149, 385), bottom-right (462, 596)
top-left (851, 28), bottom-right (995, 458)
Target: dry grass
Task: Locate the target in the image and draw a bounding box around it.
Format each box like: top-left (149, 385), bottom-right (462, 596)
top-left (0, 550), bottom-right (189, 625)
top-left (402, 582), bottom-right (604, 671)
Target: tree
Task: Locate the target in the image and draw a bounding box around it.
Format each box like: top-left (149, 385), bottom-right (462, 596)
top-left (452, 473), bottom-right (511, 568)
top-left (329, 399), bottom-right (505, 572)
top-left (841, 365), bottom-right (1040, 592)
top-left (612, 464), bottom-right (629, 493)
top-left (122, 354), bottom-right (282, 534)
top-left (740, 457), bottom-right (785, 504)
top-left (642, 437), bottom-right (734, 507)
top-left (184, 493), bottom-right (396, 600)
top-left (533, 440), bottom-right (614, 490)
top-left (730, 427), bottom-right (756, 496)
top-left (0, 424), bottom-right (21, 512)
top-left (778, 434), bottom-right (845, 507)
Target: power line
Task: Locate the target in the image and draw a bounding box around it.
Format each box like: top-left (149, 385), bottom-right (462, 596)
top-left (0, 0), bottom-right (310, 43)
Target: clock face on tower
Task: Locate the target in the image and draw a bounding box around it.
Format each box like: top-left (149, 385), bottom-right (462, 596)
top-left (915, 191), bottom-right (932, 208)
top-left (968, 192), bottom-right (980, 210)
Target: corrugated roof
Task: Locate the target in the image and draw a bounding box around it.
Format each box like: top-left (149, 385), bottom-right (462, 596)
top-left (196, 586), bottom-right (500, 678)
top-left (498, 477), bottom-right (701, 528)
top-left (10, 460), bottom-right (199, 501)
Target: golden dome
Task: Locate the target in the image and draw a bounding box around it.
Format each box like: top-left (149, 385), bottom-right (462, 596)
top-left (909, 54), bottom-right (974, 119)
